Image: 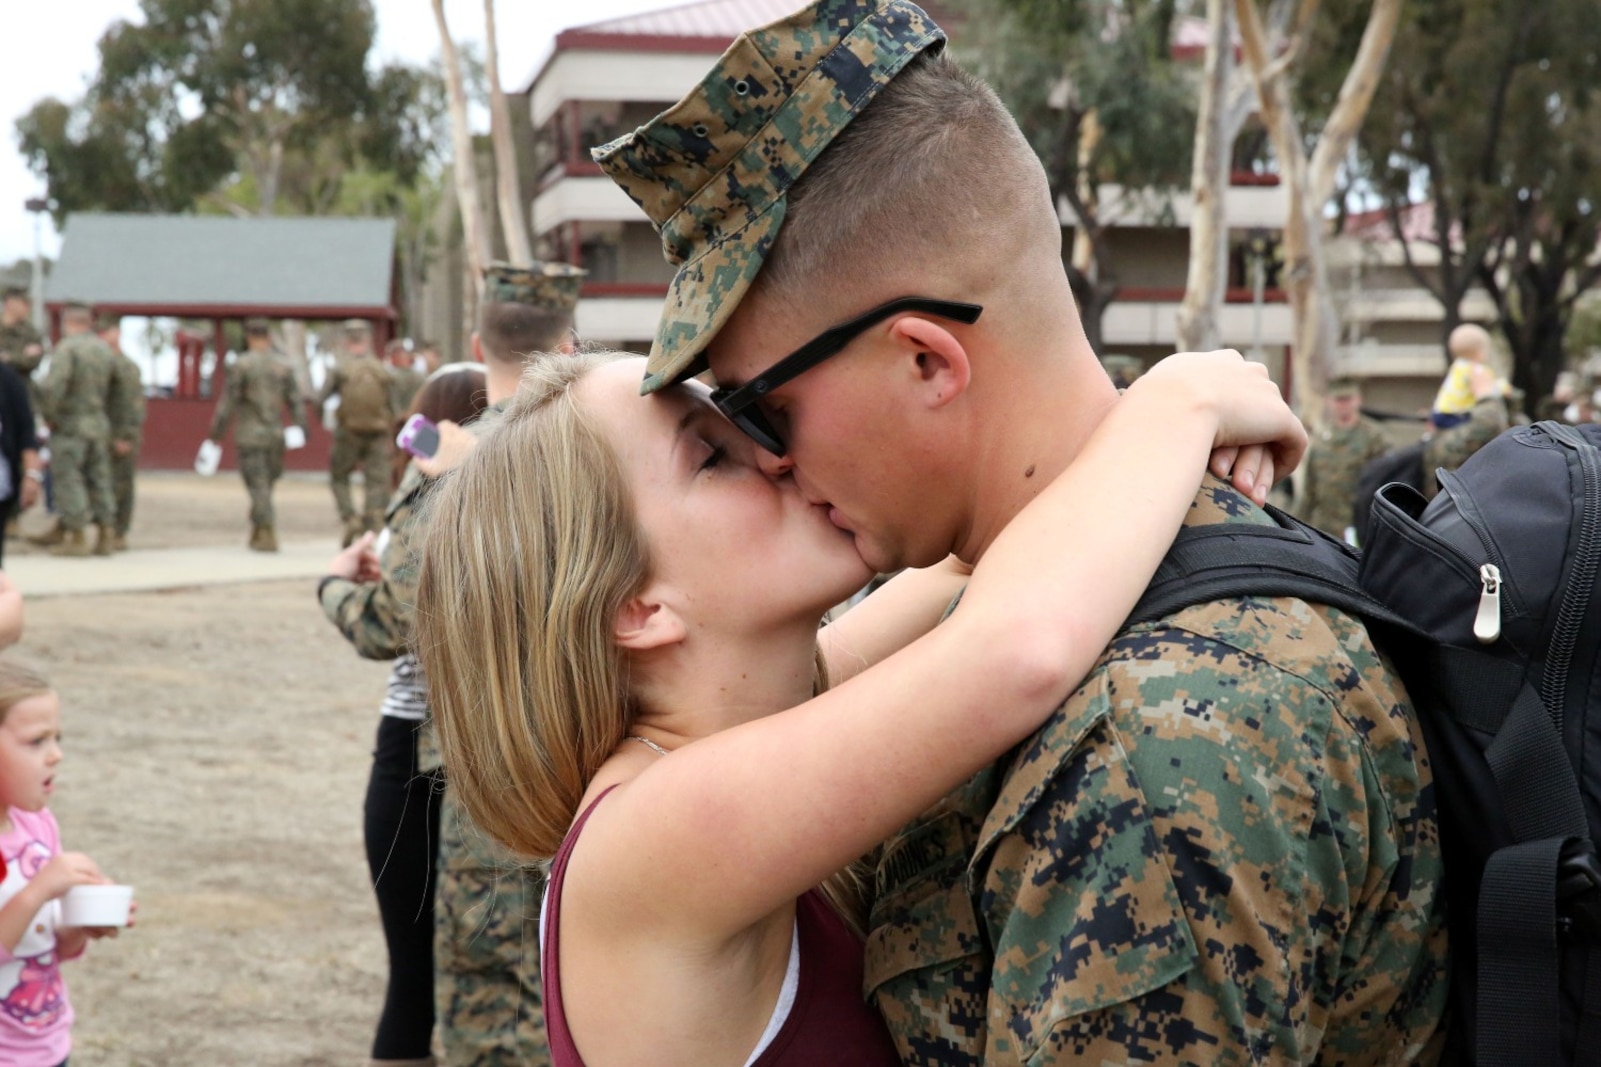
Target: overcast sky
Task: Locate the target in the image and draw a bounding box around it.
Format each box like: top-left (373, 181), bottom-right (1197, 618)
top-left (0, 0), bottom-right (669, 267)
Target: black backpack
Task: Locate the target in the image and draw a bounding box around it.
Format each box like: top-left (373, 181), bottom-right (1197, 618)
top-left (1128, 420), bottom-right (1601, 1066)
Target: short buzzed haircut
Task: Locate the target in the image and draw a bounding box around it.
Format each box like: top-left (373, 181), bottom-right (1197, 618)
top-left (61, 304), bottom-right (93, 326)
top-left (477, 301), bottom-right (572, 367)
top-left (759, 51), bottom-right (1054, 304)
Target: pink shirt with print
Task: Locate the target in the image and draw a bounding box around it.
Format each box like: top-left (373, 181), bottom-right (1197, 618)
top-left (0, 807), bottom-right (79, 1067)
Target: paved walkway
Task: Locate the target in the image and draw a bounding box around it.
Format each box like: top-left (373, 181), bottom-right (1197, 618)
top-left (6, 540), bottom-right (331, 598)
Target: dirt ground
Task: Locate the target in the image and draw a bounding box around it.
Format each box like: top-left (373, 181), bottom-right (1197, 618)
top-left (16, 472), bottom-right (403, 1065)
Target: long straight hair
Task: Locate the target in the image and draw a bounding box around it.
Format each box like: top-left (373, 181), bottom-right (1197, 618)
top-left (416, 350), bottom-right (646, 861)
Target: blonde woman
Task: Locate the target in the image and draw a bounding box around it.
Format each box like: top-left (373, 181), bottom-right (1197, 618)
top-left (415, 349), bottom-right (1303, 1066)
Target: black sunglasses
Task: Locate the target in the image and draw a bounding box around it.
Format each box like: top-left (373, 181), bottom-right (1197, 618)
top-left (710, 296), bottom-right (983, 455)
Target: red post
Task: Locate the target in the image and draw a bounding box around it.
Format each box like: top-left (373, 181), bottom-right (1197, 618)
top-left (212, 319), bottom-right (227, 398)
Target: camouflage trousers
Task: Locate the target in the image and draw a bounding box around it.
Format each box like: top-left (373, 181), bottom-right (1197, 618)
top-left (112, 436), bottom-right (140, 536)
top-left (51, 434), bottom-right (114, 531)
top-left (238, 444), bottom-right (284, 529)
top-left (436, 786), bottom-right (550, 1067)
top-left (329, 428), bottom-right (391, 528)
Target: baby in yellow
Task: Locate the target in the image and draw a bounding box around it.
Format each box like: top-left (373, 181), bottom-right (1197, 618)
top-left (1433, 323), bottom-right (1504, 429)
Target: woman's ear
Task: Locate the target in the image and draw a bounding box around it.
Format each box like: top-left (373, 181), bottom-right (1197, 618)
top-left (887, 316), bottom-right (972, 410)
top-left (614, 592), bottom-right (687, 651)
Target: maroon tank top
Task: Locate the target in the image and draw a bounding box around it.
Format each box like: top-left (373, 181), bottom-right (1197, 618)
top-left (542, 786), bottom-right (902, 1066)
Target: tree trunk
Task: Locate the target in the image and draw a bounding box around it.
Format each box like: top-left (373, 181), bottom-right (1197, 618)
top-left (1176, 0), bottom-right (1236, 352)
top-left (1234, 0), bottom-right (1400, 424)
top-left (483, 0), bottom-right (533, 267)
top-left (431, 0), bottom-right (489, 299)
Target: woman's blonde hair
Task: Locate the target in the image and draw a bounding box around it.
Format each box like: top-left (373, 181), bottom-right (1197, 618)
top-left (415, 349), bottom-right (870, 932)
top-left (0, 660), bottom-right (52, 726)
top-left (416, 349), bottom-right (647, 860)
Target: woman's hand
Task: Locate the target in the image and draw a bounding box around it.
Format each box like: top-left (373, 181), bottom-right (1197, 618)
top-left (325, 532), bottom-right (381, 583)
top-left (1129, 350), bottom-right (1306, 505)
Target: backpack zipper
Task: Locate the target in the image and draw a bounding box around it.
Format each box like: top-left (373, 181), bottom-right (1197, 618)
top-left (1475, 564), bottom-right (1502, 644)
top-left (1541, 424), bottom-right (1601, 733)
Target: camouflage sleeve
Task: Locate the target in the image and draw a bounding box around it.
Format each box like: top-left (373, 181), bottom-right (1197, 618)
top-left (109, 357), bottom-right (141, 441)
top-left (5, 326), bottom-right (44, 376)
top-left (39, 341), bottom-right (71, 426)
top-left (969, 611), bottom-right (1446, 1065)
top-left (865, 600), bottom-right (1447, 1066)
top-left (208, 365), bottom-right (239, 441)
top-left (285, 367), bottom-right (307, 434)
top-left (318, 481), bottom-right (427, 659)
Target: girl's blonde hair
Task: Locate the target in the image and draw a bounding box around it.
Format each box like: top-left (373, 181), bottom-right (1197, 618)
top-left (416, 349), bottom-right (647, 860)
top-left (0, 660), bottom-right (52, 726)
top-left (414, 350), bottom-right (870, 932)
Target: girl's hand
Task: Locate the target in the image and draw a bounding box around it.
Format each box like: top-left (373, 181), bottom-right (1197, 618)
top-left (1129, 351), bottom-right (1306, 502)
top-left (31, 852), bottom-right (107, 902)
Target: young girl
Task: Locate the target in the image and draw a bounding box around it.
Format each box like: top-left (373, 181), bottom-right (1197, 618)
top-left (415, 349), bottom-right (1303, 1065)
top-left (0, 659), bottom-right (121, 1067)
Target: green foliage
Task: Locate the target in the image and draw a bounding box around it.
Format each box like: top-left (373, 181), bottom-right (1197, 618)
top-left (958, 0), bottom-right (1195, 200)
top-left (14, 0), bottom-right (446, 222)
top-left (1329, 0), bottom-right (1601, 396)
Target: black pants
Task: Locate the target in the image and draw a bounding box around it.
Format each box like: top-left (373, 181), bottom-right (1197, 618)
top-left (363, 715), bottom-right (445, 1060)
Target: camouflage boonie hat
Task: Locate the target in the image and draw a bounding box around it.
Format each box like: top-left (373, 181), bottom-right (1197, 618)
top-left (1328, 377), bottom-right (1363, 398)
top-left (483, 261), bottom-right (586, 312)
top-left (593, 0), bottom-right (947, 394)
top-left (343, 318), bottom-right (370, 335)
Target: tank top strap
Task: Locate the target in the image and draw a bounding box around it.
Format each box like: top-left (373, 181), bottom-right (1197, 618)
top-left (543, 785), bottom-right (619, 1067)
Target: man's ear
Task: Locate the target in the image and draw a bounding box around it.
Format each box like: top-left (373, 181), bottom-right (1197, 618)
top-left (614, 591), bottom-right (687, 652)
top-left (470, 332), bottom-right (484, 363)
top-left (887, 316), bottom-right (971, 410)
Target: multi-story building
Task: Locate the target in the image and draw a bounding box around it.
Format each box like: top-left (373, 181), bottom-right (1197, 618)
top-left (524, 0), bottom-right (1457, 413)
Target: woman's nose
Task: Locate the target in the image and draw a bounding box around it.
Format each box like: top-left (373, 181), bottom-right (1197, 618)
top-left (756, 447), bottom-right (794, 478)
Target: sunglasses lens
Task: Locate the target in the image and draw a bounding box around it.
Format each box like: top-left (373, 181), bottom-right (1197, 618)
top-left (736, 411), bottom-right (784, 456)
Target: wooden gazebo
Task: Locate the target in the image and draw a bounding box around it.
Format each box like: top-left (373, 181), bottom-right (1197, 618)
top-left (43, 213), bottom-right (399, 470)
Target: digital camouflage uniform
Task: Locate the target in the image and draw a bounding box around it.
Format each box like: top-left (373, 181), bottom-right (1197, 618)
top-left (1423, 396), bottom-right (1509, 498)
top-left (40, 329), bottom-right (116, 533)
top-left (598, 4), bottom-right (1450, 1064)
top-left (0, 315), bottom-right (45, 413)
top-left (1300, 414), bottom-right (1391, 538)
top-left (107, 344), bottom-right (146, 541)
top-left (865, 480), bottom-right (1448, 1065)
top-left (210, 344), bottom-right (305, 536)
top-left (317, 347), bottom-right (395, 535)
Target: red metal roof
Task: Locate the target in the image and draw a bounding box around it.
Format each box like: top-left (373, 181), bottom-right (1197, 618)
top-left (563, 0), bottom-right (803, 42)
top-left (528, 0), bottom-right (963, 91)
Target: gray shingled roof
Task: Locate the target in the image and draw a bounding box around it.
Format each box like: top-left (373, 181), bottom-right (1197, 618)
top-left (45, 213), bottom-right (396, 317)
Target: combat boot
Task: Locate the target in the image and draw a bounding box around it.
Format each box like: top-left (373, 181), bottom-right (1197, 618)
top-left (112, 531), bottom-right (128, 552)
top-left (92, 525), bottom-right (116, 556)
top-left (49, 528), bottom-right (89, 557)
top-left (251, 525), bottom-right (279, 553)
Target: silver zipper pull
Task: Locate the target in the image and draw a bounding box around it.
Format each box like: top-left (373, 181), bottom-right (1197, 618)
top-left (1475, 563), bottom-right (1502, 644)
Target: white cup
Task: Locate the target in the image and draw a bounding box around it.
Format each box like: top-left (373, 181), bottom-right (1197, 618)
top-left (194, 439), bottom-right (222, 477)
top-left (59, 884), bottom-right (134, 927)
top-left (283, 425), bottom-right (307, 451)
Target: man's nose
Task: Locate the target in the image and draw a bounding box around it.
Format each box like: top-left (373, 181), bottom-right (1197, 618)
top-left (756, 447), bottom-right (794, 478)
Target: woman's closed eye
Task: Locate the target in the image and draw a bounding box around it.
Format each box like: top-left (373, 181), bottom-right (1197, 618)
top-left (699, 444), bottom-right (727, 473)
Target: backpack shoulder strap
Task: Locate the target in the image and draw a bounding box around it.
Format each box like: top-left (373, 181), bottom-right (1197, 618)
top-left (1126, 505), bottom-right (1421, 639)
